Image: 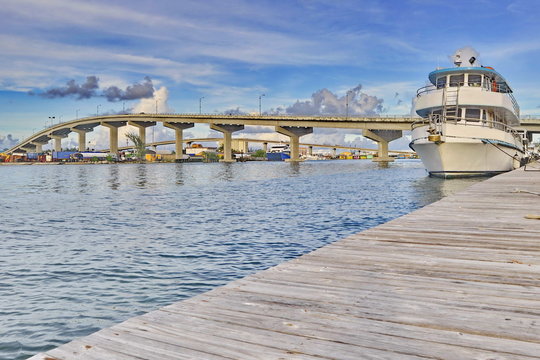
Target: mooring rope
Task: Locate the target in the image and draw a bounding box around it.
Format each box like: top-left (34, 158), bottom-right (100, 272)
top-left (512, 189), bottom-right (540, 196)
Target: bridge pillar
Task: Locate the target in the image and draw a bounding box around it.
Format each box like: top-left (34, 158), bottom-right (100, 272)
top-left (263, 142), bottom-right (268, 152)
top-left (308, 146), bottom-right (313, 156)
top-left (71, 129), bottom-right (87, 152)
top-left (363, 129), bottom-right (402, 162)
top-left (50, 135), bottom-right (65, 152)
top-left (102, 121), bottom-right (127, 154)
top-left (21, 144), bottom-right (36, 153)
top-left (128, 121), bottom-right (157, 147)
top-left (333, 148), bottom-right (337, 158)
top-left (163, 123), bottom-right (194, 160)
top-left (71, 123), bottom-right (99, 151)
top-left (211, 124), bottom-right (245, 162)
top-left (276, 126), bottom-right (313, 162)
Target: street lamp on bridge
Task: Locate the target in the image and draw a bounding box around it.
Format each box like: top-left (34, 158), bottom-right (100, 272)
top-left (199, 96), bottom-right (205, 114)
top-left (259, 94), bottom-right (265, 115)
top-left (346, 90), bottom-right (352, 119)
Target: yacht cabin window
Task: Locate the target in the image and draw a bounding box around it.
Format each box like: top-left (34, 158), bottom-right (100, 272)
top-left (465, 108), bottom-right (481, 121)
top-left (436, 76), bottom-right (446, 89)
top-left (449, 74), bottom-right (464, 87)
top-left (468, 74), bottom-right (482, 87)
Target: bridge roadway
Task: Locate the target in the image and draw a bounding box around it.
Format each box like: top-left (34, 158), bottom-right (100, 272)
top-left (29, 167), bottom-right (540, 359)
top-left (7, 114), bottom-right (540, 162)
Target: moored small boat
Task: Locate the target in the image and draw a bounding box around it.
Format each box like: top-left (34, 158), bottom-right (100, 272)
top-left (266, 144), bottom-right (291, 161)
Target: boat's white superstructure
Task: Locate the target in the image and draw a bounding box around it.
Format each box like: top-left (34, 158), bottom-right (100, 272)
top-left (410, 49), bottom-right (527, 177)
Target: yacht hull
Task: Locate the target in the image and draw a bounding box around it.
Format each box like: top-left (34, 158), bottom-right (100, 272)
top-left (411, 124), bottom-right (523, 178)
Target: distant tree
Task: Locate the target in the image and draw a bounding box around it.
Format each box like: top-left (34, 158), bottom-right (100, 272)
top-left (202, 151), bottom-right (219, 162)
top-left (253, 149), bottom-right (266, 158)
top-left (125, 132), bottom-right (146, 160)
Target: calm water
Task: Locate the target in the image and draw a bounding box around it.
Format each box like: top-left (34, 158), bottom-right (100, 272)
top-left (0, 160), bottom-right (480, 360)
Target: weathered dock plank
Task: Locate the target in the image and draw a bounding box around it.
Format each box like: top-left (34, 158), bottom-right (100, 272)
top-left (30, 168), bottom-right (540, 359)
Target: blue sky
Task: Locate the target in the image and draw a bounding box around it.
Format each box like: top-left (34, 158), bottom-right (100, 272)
top-left (1, 0), bottom-right (540, 150)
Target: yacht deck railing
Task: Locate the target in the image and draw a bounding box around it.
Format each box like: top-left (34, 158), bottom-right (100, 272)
top-left (411, 115), bottom-right (525, 144)
top-left (416, 82), bottom-right (520, 117)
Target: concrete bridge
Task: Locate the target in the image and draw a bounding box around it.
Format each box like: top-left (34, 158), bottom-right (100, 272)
top-left (110, 137), bottom-right (414, 157)
top-left (6, 114), bottom-right (540, 162)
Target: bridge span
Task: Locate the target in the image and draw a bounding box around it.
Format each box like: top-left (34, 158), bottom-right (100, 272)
top-left (108, 137), bottom-right (414, 157)
top-left (6, 114), bottom-right (540, 162)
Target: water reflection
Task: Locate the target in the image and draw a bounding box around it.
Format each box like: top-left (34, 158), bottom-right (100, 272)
top-left (411, 176), bottom-right (482, 206)
top-left (76, 166), bottom-right (91, 193)
top-left (287, 161), bottom-right (301, 176)
top-left (108, 165), bottom-right (120, 190)
top-left (217, 162), bottom-right (234, 181)
top-left (50, 166), bottom-right (63, 193)
top-left (136, 164), bottom-right (147, 188)
top-left (175, 164), bottom-right (185, 185)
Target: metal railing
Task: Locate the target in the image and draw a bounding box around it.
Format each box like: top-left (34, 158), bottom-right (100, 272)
top-left (416, 82), bottom-right (520, 117)
top-left (412, 114), bottom-right (524, 144)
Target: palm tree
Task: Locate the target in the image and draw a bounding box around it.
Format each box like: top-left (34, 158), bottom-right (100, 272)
top-left (125, 132), bottom-right (146, 160)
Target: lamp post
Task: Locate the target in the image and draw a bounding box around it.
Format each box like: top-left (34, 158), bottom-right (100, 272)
top-left (345, 91), bottom-right (351, 119)
top-left (97, 105), bottom-right (101, 116)
top-left (199, 96), bottom-right (205, 114)
top-left (48, 116), bottom-right (55, 127)
top-left (76, 109), bottom-right (80, 120)
top-left (259, 94), bottom-right (265, 115)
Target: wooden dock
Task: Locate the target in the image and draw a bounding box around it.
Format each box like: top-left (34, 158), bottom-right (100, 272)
top-left (31, 168), bottom-right (540, 359)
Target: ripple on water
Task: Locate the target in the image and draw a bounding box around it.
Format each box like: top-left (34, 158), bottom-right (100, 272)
top-left (0, 160), bottom-right (481, 360)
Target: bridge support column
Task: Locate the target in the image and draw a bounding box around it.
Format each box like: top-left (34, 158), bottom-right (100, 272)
top-left (210, 124), bottom-right (245, 162)
top-left (21, 144), bottom-right (36, 153)
top-left (276, 126), bottom-right (313, 162)
top-left (50, 135), bottom-right (65, 152)
top-left (71, 123), bottom-right (99, 152)
top-left (102, 121), bottom-right (127, 154)
top-left (163, 123), bottom-right (194, 160)
top-left (71, 130), bottom-right (87, 152)
top-left (128, 121), bottom-right (157, 148)
top-left (333, 148), bottom-right (337, 158)
top-left (308, 146), bottom-right (313, 156)
top-left (31, 142), bottom-right (47, 153)
top-left (363, 129), bottom-right (402, 162)
top-left (263, 142), bottom-right (268, 152)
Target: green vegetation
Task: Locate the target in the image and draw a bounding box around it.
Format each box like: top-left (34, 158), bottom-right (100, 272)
top-left (253, 149), bottom-right (266, 158)
top-left (202, 151), bottom-right (219, 162)
top-left (125, 132), bottom-right (146, 160)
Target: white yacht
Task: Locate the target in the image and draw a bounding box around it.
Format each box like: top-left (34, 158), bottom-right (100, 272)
top-left (410, 49), bottom-right (527, 177)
